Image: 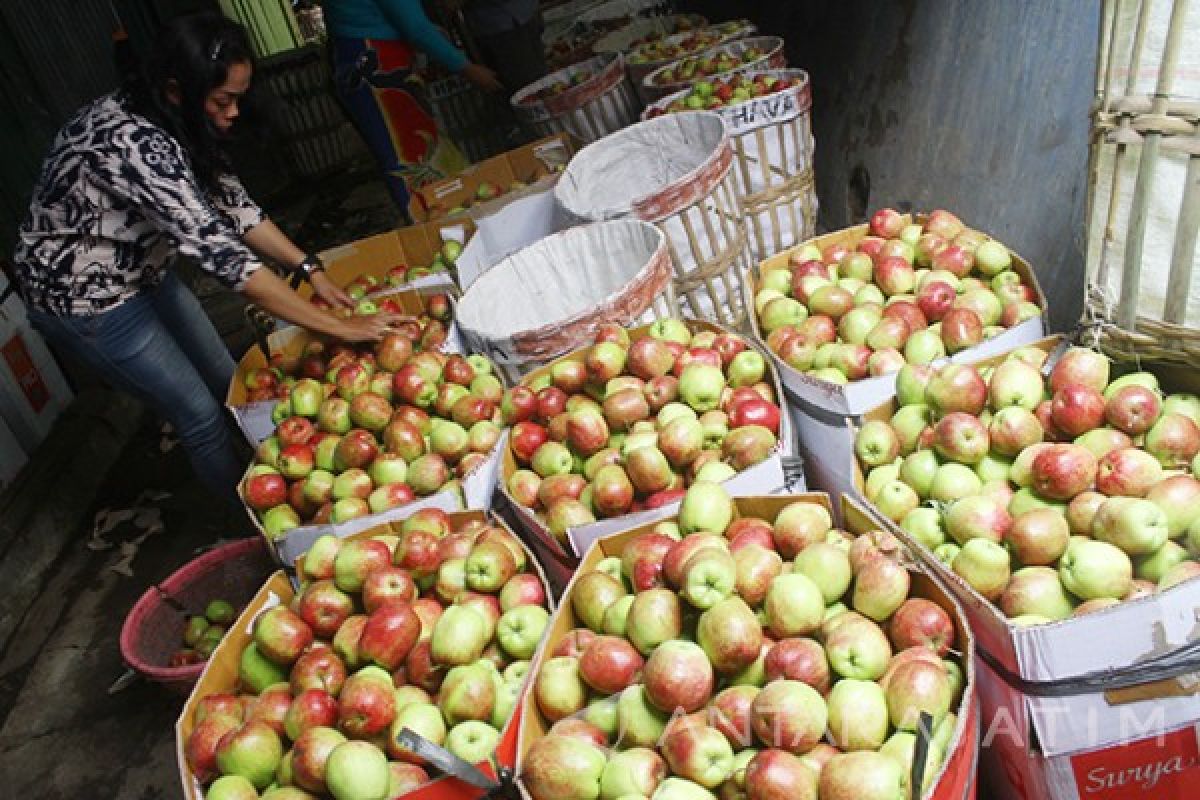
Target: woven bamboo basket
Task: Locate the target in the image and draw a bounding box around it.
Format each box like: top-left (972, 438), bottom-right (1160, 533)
top-left (427, 73), bottom-right (511, 163)
top-left (638, 35), bottom-right (788, 103)
top-left (555, 111), bottom-right (756, 329)
top-left (644, 69), bottom-right (818, 260)
top-left (454, 219), bottom-right (679, 384)
top-left (510, 52), bottom-right (641, 144)
top-left (1085, 0), bottom-right (1200, 365)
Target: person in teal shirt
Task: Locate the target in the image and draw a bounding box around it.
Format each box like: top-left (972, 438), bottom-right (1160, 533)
top-left (323, 0), bottom-right (500, 216)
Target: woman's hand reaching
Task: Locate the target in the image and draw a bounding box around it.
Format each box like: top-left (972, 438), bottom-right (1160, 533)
top-left (336, 312), bottom-right (413, 343)
top-left (310, 270), bottom-right (354, 309)
top-left (462, 62), bottom-right (503, 92)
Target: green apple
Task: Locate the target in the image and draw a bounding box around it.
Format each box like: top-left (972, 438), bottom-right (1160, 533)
top-left (1059, 538), bottom-right (1133, 600)
top-left (214, 721), bottom-right (283, 790)
top-left (390, 701), bottom-right (446, 762)
top-left (445, 720), bottom-right (501, 765)
top-left (601, 747), bottom-right (667, 799)
top-left (585, 696), bottom-right (620, 740)
top-left (826, 679), bottom-right (889, 751)
top-left (439, 663), bottom-right (496, 728)
top-left (626, 588), bottom-right (682, 655)
top-left (205, 775), bottom-right (259, 800)
top-left (929, 463), bottom-right (983, 503)
top-left (900, 507), bottom-right (946, 549)
top-left (879, 731), bottom-right (943, 795)
top-left (819, 751), bottom-right (905, 800)
top-left (496, 604), bottom-right (550, 660)
top-left (678, 482), bottom-right (734, 535)
top-left (239, 642), bottom-right (288, 694)
top-left (431, 605), bottom-right (490, 665)
top-left (682, 549), bottom-right (737, 609)
top-left (792, 543), bottom-right (852, 604)
top-left (951, 539), bottom-right (1011, 601)
top-left (325, 740), bottom-right (389, 800)
top-left (603, 594), bottom-right (635, 636)
top-left (764, 573), bottom-right (825, 638)
top-left (535, 656), bottom-right (589, 722)
top-left (616, 684), bottom-right (669, 748)
top-left (1093, 497), bottom-right (1170, 556)
top-left (652, 777), bottom-right (719, 799)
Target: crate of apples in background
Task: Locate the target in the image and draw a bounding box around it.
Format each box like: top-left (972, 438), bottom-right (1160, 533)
top-left (750, 208), bottom-right (1047, 414)
top-left (646, 72), bottom-right (807, 115)
top-left (177, 510), bottom-right (553, 800)
top-left (500, 319), bottom-right (794, 568)
top-left (239, 326), bottom-right (508, 564)
top-left (517, 484), bottom-right (979, 800)
top-left (640, 36), bottom-right (786, 103)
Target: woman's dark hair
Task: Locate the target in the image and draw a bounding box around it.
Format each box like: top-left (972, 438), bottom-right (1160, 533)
top-left (125, 12), bottom-right (258, 190)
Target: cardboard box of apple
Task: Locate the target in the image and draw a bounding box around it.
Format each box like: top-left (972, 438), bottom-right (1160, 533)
top-left (321, 241), bottom-right (463, 307)
top-left (238, 327), bottom-right (508, 564)
top-left (851, 336), bottom-right (1200, 678)
top-left (515, 484), bottom-right (979, 800)
top-left (747, 208), bottom-right (1048, 416)
top-left (499, 318), bottom-right (794, 563)
top-left (176, 510), bottom-right (554, 800)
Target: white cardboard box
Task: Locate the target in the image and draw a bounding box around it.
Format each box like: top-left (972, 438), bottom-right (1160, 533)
top-left (0, 272), bottom-right (73, 452)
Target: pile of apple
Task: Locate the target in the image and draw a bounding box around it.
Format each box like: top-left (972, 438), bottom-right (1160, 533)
top-left (755, 208), bottom-right (1041, 385)
top-left (242, 336), bottom-right (505, 539)
top-left (172, 599), bottom-right (239, 667)
top-left (184, 512), bottom-right (552, 799)
top-left (855, 346), bottom-right (1200, 623)
top-left (648, 45), bottom-right (767, 87)
top-left (627, 28), bottom-right (727, 65)
top-left (240, 300), bottom-right (454, 406)
top-left (312, 244), bottom-right (464, 313)
top-left (626, 16), bottom-right (704, 50)
top-left (647, 73), bottom-right (803, 116)
top-left (503, 321), bottom-right (783, 544)
top-left (520, 483), bottom-right (966, 800)
top-left (312, 290), bottom-right (456, 327)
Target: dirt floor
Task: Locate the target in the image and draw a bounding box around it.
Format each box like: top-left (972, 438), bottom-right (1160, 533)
top-left (0, 167), bottom-right (398, 799)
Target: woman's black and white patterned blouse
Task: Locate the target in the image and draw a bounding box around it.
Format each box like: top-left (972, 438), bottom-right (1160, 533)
top-left (13, 91), bottom-right (265, 316)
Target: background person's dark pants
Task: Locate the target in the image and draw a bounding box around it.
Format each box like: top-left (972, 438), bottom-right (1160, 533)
top-left (474, 17), bottom-right (548, 95)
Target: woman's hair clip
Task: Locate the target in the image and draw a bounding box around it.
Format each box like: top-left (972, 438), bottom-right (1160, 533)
top-left (209, 37), bottom-right (225, 62)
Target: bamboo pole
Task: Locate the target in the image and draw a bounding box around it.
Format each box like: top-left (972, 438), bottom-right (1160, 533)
top-left (1117, 0), bottom-right (1189, 331)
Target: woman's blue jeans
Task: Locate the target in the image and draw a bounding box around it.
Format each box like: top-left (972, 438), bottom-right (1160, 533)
top-left (27, 272), bottom-right (244, 508)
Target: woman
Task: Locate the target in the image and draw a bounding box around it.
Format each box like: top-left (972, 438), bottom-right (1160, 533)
top-left (322, 0), bottom-right (502, 217)
top-left (12, 13), bottom-right (402, 508)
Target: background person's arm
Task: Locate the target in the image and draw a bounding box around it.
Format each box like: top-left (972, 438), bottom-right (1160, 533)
top-left (376, 0), bottom-right (502, 89)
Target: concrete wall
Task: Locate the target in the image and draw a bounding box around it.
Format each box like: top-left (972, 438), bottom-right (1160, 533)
top-left (683, 0), bottom-right (1099, 331)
